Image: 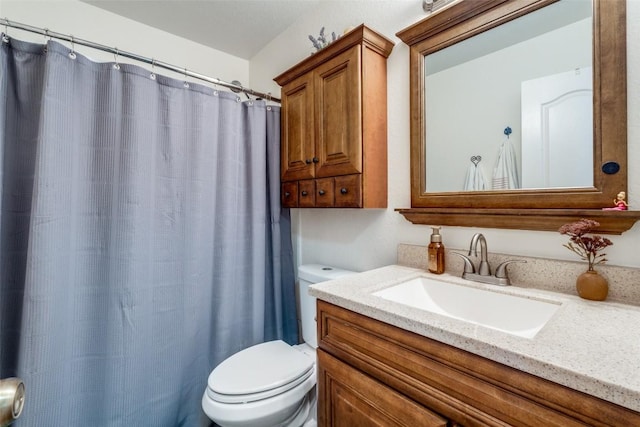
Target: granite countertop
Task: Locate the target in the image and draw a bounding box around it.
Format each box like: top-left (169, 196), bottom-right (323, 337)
top-left (309, 264), bottom-right (640, 412)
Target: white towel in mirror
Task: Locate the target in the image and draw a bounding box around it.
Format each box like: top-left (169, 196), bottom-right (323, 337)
top-left (492, 139), bottom-right (520, 190)
top-left (463, 163), bottom-right (487, 191)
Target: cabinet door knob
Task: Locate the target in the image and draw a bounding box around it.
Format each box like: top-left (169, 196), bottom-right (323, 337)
top-left (301, 191), bottom-right (308, 196)
top-left (284, 192), bottom-right (291, 197)
top-left (340, 188), bottom-right (348, 194)
top-left (312, 157), bottom-right (319, 163)
top-left (318, 190), bottom-right (326, 196)
top-left (305, 159), bottom-right (312, 164)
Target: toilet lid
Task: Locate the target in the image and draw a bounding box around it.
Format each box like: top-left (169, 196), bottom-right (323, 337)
top-left (207, 340), bottom-right (314, 403)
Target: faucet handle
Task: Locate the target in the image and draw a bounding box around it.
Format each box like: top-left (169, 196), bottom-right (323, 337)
top-left (452, 252), bottom-right (476, 274)
top-left (494, 260), bottom-right (527, 279)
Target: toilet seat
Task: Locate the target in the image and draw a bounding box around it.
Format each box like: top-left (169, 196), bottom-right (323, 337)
top-left (207, 340), bottom-right (314, 404)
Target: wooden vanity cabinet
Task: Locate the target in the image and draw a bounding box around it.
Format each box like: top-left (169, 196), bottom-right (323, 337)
top-left (318, 350), bottom-right (448, 426)
top-left (274, 25), bottom-right (393, 208)
top-left (317, 300), bottom-right (640, 427)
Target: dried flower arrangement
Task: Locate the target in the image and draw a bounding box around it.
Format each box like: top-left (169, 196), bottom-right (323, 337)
top-left (558, 219), bottom-right (613, 271)
top-left (308, 27), bottom-right (338, 52)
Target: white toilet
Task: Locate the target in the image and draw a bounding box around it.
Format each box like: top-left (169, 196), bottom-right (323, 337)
top-left (201, 264), bottom-right (355, 427)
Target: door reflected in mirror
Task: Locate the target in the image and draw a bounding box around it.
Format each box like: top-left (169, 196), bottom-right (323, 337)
top-left (424, 0), bottom-right (592, 193)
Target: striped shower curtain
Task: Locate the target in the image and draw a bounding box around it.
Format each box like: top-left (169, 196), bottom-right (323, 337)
top-left (0, 37), bottom-right (297, 426)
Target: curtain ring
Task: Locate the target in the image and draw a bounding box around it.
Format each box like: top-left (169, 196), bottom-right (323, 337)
top-left (183, 68), bottom-right (189, 88)
top-left (113, 48), bottom-right (120, 70)
top-left (68, 35), bottom-right (76, 59)
top-left (150, 58), bottom-right (156, 80)
top-left (2, 18), bottom-right (9, 43)
top-left (3, 18), bottom-right (9, 40)
top-left (213, 77), bottom-right (220, 96)
top-left (42, 28), bottom-right (50, 53)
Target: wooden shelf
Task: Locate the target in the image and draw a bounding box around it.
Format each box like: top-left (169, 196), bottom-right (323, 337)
top-left (395, 208), bottom-right (640, 234)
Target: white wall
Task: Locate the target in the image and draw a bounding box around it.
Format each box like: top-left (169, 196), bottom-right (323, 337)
top-left (0, 0), bottom-right (249, 86)
top-left (250, 0), bottom-right (640, 271)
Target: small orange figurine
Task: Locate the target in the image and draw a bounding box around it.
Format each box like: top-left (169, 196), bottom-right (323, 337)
top-left (603, 191), bottom-right (628, 211)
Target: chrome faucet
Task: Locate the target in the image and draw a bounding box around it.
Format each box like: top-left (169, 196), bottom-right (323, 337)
top-left (451, 233), bottom-right (526, 286)
top-left (469, 233), bottom-right (491, 276)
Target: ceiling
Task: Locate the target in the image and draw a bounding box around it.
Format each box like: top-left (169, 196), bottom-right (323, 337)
top-left (82, 0), bottom-right (323, 60)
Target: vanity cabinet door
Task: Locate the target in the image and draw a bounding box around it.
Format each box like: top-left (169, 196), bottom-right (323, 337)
top-left (314, 46), bottom-right (362, 179)
top-left (317, 349), bottom-right (448, 427)
top-left (281, 73), bottom-right (315, 182)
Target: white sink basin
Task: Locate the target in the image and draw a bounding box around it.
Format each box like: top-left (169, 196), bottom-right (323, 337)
top-left (372, 276), bottom-right (561, 338)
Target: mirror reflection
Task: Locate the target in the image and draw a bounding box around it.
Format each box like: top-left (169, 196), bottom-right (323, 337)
top-left (424, 0), bottom-right (592, 193)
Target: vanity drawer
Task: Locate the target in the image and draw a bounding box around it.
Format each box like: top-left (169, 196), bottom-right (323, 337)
top-left (298, 179), bottom-right (315, 207)
top-left (281, 181), bottom-right (298, 207)
top-left (315, 178), bottom-right (335, 207)
top-left (334, 174), bottom-right (361, 208)
top-left (317, 300), bottom-right (640, 427)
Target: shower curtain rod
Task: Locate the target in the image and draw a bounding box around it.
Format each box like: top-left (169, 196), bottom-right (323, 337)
top-left (0, 18), bottom-right (281, 103)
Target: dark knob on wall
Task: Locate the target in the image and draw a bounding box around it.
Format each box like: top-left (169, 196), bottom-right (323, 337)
top-left (340, 188), bottom-right (348, 194)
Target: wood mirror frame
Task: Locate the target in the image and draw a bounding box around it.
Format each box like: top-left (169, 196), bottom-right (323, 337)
top-left (396, 0), bottom-right (640, 234)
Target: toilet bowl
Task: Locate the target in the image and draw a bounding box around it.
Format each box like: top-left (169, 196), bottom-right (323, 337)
top-left (201, 264), bottom-right (355, 427)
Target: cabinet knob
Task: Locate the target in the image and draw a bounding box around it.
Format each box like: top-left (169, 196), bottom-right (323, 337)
top-left (340, 188), bottom-right (348, 194)
top-left (301, 191), bottom-right (308, 196)
top-left (312, 157), bottom-right (319, 163)
top-left (318, 190), bottom-right (326, 196)
top-left (305, 159), bottom-right (312, 164)
top-left (284, 192), bottom-right (291, 197)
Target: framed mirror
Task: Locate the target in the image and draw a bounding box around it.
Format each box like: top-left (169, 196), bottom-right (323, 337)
top-left (396, 0), bottom-right (640, 234)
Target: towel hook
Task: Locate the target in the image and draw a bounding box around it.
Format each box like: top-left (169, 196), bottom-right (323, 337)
top-left (504, 126), bottom-right (512, 138)
top-left (470, 155), bottom-right (482, 166)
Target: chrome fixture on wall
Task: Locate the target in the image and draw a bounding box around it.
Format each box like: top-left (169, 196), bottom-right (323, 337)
top-left (0, 378), bottom-right (25, 427)
top-left (422, 0), bottom-right (455, 14)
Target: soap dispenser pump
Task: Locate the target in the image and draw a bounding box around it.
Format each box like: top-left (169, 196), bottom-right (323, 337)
top-left (428, 226), bottom-right (445, 274)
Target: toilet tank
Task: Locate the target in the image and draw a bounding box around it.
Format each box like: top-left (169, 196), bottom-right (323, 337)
top-left (298, 264), bottom-right (356, 348)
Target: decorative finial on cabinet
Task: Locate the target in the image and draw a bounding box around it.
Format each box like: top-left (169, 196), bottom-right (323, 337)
top-left (308, 27), bottom-right (338, 52)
